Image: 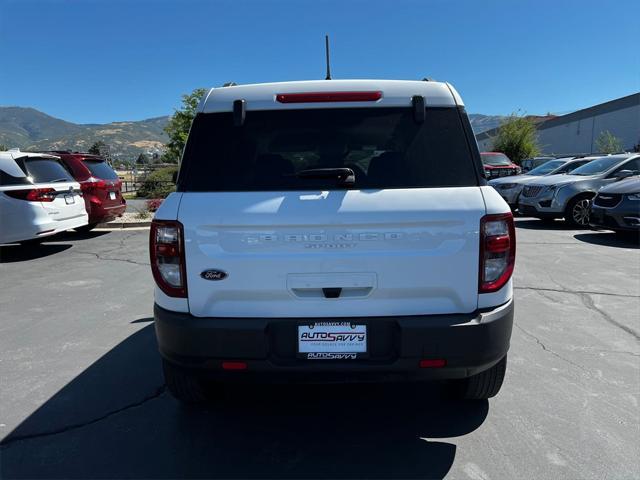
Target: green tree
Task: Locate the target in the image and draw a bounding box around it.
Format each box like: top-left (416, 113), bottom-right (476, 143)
top-left (0, 144), bottom-right (7, 151)
top-left (88, 141), bottom-right (107, 155)
top-left (163, 88), bottom-right (207, 164)
top-left (137, 165), bottom-right (178, 198)
top-left (595, 130), bottom-right (623, 154)
top-left (491, 114), bottom-right (540, 164)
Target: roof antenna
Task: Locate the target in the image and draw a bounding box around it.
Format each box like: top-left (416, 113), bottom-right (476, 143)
top-left (325, 35), bottom-right (332, 80)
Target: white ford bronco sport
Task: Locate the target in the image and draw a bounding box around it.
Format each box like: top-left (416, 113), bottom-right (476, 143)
top-left (151, 79), bottom-right (515, 403)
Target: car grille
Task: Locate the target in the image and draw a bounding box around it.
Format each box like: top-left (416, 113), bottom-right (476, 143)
top-left (487, 168), bottom-right (517, 179)
top-left (522, 185), bottom-right (544, 198)
top-left (593, 194), bottom-right (622, 208)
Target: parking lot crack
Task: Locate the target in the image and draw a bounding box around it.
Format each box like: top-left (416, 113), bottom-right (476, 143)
top-left (514, 323), bottom-right (588, 372)
top-left (579, 293), bottom-right (640, 341)
top-left (75, 250), bottom-right (149, 266)
top-left (514, 286), bottom-right (639, 300)
top-left (0, 386), bottom-right (166, 448)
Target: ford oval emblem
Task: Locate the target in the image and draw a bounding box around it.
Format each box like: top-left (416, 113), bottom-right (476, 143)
top-left (201, 269), bottom-right (228, 281)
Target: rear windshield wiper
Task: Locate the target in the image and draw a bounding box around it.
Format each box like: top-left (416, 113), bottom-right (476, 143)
top-left (293, 168), bottom-right (355, 185)
top-left (49, 178), bottom-right (71, 183)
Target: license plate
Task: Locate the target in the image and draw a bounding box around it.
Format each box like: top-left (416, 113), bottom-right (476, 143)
top-left (109, 191), bottom-right (116, 200)
top-left (298, 322), bottom-right (367, 360)
top-left (64, 194), bottom-right (75, 205)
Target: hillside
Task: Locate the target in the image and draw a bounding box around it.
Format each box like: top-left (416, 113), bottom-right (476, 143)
top-left (0, 107), bottom-right (506, 161)
top-left (468, 114), bottom-right (506, 134)
top-left (0, 107), bottom-right (169, 161)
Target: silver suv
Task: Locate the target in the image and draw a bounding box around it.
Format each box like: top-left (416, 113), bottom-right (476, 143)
top-left (518, 154), bottom-right (640, 226)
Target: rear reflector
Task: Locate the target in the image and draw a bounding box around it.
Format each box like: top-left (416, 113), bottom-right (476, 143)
top-left (276, 91), bottom-right (382, 103)
top-left (420, 359), bottom-right (447, 368)
top-left (222, 361), bottom-right (248, 371)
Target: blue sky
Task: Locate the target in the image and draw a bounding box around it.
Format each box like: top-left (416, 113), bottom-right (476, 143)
top-left (1, 0), bottom-right (638, 124)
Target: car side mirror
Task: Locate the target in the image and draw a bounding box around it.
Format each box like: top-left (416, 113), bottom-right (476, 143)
top-left (613, 169), bottom-right (633, 181)
top-left (172, 171), bottom-right (178, 183)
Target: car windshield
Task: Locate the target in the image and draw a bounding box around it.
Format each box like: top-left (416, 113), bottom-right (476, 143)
top-left (569, 157), bottom-right (624, 176)
top-left (23, 158), bottom-right (74, 183)
top-left (482, 153), bottom-right (511, 166)
top-left (527, 160), bottom-right (565, 175)
top-left (180, 107), bottom-right (479, 191)
top-left (82, 160), bottom-right (119, 180)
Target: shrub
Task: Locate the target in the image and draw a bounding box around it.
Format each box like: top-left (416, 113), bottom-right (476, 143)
top-left (595, 131), bottom-right (623, 154)
top-left (137, 166), bottom-right (177, 198)
top-left (492, 114), bottom-right (540, 164)
top-left (146, 198), bottom-right (163, 212)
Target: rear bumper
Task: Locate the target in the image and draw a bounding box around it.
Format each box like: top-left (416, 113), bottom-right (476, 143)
top-left (87, 202), bottom-right (126, 224)
top-left (154, 299), bottom-right (514, 382)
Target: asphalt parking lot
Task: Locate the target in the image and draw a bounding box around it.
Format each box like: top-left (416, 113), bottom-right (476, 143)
top-left (0, 220), bottom-right (638, 480)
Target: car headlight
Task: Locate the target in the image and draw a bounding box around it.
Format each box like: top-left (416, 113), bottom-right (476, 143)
top-left (499, 183), bottom-right (518, 190)
top-left (628, 193), bottom-right (640, 201)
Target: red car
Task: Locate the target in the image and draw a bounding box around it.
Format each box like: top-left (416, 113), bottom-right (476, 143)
top-left (481, 152), bottom-right (521, 179)
top-left (44, 151), bottom-right (126, 231)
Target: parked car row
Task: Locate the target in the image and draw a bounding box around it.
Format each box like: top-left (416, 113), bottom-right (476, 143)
top-left (489, 156), bottom-right (598, 209)
top-left (0, 149), bottom-right (126, 245)
top-left (489, 153), bottom-right (640, 232)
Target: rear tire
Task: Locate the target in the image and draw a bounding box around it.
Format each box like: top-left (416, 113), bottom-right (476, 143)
top-left (453, 356), bottom-right (507, 400)
top-left (75, 223), bottom-right (98, 233)
top-left (162, 359), bottom-right (208, 404)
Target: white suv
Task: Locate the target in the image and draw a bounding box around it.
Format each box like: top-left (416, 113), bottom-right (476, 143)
top-left (151, 80), bottom-right (515, 403)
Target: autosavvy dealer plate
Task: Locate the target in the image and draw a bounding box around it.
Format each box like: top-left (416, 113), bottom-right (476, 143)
top-left (298, 322), bottom-right (367, 360)
top-left (109, 191), bottom-right (116, 200)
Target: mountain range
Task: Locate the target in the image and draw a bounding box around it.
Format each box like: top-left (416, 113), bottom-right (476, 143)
top-left (0, 106), bottom-right (506, 161)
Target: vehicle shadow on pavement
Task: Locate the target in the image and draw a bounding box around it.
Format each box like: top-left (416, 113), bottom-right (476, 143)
top-left (574, 232), bottom-right (640, 249)
top-left (0, 325), bottom-right (488, 479)
top-left (47, 230), bottom-right (110, 242)
top-left (0, 244), bottom-right (72, 263)
top-left (514, 218), bottom-right (576, 231)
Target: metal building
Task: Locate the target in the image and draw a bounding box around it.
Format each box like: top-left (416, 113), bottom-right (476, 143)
top-left (476, 92), bottom-right (640, 155)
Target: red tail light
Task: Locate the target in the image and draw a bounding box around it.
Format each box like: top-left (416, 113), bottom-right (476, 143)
top-left (150, 220), bottom-right (187, 297)
top-left (5, 188), bottom-right (57, 202)
top-left (419, 359), bottom-right (447, 368)
top-left (479, 213), bottom-right (516, 293)
top-left (81, 177), bottom-right (107, 191)
top-left (222, 361), bottom-right (248, 371)
top-left (276, 91), bottom-right (382, 103)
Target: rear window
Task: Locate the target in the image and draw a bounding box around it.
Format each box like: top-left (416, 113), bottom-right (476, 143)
top-left (82, 160), bottom-right (118, 180)
top-left (23, 158), bottom-right (74, 183)
top-left (179, 107), bottom-right (478, 191)
top-left (481, 153), bottom-right (512, 166)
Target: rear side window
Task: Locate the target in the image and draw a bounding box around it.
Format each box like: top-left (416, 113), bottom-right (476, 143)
top-left (180, 107), bottom-right (478, 191)
top-left (82, 160), bottom-right (118, 180)
top-left (23, 158), bottom-right (74, 183)
top-left (0, 169), bottom-right (30, 186)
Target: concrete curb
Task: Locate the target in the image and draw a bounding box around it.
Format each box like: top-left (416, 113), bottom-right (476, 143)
top-left (97, 221), bottom-right (152, 229)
